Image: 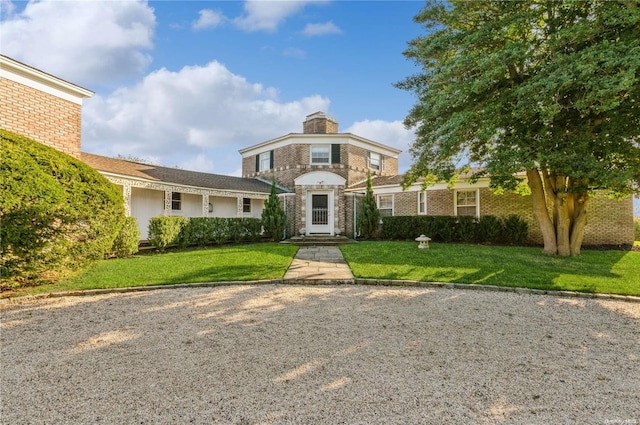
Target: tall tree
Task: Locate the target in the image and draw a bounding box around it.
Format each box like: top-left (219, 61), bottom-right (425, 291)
top-left (397, 0), bottom-right (640, 256)
top-left (261, 179), bottom-right (286, 241)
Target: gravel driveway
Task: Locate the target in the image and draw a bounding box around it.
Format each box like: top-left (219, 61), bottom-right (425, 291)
top-left (1, 285), bottom-right (639, 424)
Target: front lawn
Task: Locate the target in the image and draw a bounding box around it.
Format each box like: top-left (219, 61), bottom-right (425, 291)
top-left (8, 243), bottom-right (298, 298)
top-left (341, 242), bottom-right (640, 296)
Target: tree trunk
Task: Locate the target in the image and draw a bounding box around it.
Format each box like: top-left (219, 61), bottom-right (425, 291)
top-left (526, 169), bottom-right (557, 254)
top-left (554, 192), bottom-right (571, 256)
top-left (569, 194), bottom-right (589, 256)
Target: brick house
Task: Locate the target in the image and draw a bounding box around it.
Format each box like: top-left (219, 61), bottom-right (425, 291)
top-left (239, 111), bottom-right (401, 238)
top-left (2, 54), bottom-right (634, 245)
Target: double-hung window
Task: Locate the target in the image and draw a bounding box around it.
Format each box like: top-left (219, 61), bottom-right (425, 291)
top-left (310, 145), bottom-right (330, 164)
top-left (243, 197), bottom-right (251, 213)
top-left (418, 191), bottom-right (427, 215)
top-left (259, 152), bottom-right (271, 171)
top-left (171, 192), bottom-right (181, 211)
top-left (377, 194), bottom-right (394, 218)
top-left (455, 190), bottom-right (478, 217)
top-left (368, 152), bottom-right (381, 171)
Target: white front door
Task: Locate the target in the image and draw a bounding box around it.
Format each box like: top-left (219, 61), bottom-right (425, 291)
top-left (306, 191), bottom-right (333, 235)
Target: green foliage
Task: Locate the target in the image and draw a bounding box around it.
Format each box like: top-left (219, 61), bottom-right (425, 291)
top-left (148, 217), bottom-right (188, 251)
top-left (397, 1), bottom-right (640, 254)
top-left (110, 217), bottom-right (140, 258)
top-left (261, 180), bottom-right (286, 241)
top-left (178, 217), bottom-right (215, 247)
top-left (477, 215), bottom-right (504, 244)
top-left (357, 173), bottom-right (380, 239)
top-left (151, 217), bottom-right (263, 250)
top-left (633, 218), bottom-right (640, 241)
top-left (381, 215), bottom-right (528, 245)
top-left (0, 129), bottom-right (124, 287)
top-left (455, 216), bottom-right (479, 243)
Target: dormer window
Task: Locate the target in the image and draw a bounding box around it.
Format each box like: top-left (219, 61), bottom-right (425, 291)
top-left (368, 152), bottom-right (382, 171)
top-left (311, 145), bottom-right (330, 164)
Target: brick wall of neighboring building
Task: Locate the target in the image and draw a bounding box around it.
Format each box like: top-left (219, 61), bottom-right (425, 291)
top-left (394, 191), bottom-right (420, 216)
top-left (0, 78), bottom-right (82, 158)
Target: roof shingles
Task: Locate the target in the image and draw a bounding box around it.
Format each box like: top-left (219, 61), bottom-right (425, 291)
top-left (81, 153), bottom-right (281, 194)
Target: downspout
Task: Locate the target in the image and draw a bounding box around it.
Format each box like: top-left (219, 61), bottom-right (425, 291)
top-left (353, 194), bottom-right (357, 240)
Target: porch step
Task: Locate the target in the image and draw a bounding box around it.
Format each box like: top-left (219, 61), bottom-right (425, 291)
top-left (281, 235), bottom-right (358, 246)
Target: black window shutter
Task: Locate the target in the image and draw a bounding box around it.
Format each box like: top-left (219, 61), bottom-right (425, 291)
top-left (255, 155), bottom-right (259, 172)
top-left (269, 150), bottom-right (274, 169)
top-left (331, 144), bottom-right (341, 164)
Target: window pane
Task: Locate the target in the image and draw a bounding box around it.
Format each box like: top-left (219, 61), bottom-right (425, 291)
top-left (259, 152), bottom-right (270, 171)
top-left (369, 152), bottom-right (380, 170)
top-left (419, 192), bottom-right (426, 214)
top-left (457, 206), bottom-right (477, 216)
top-left (379, 208), bottom-right (393, 218)
top-left (171, 192), bottom-right (181, 211)
top-left (311, 146), bottom-right (330, 164)
top-left (243, 198), bottom-right (251, 213)
top-left (378, 195), bottom-right (393, 210)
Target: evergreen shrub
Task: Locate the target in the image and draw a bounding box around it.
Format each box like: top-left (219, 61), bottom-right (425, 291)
top-left (261, 180), bottom-right (286, 241)
top-left (1, 129), bottom-right (124, 287)
top-left (110, 217), bottom-right (140, 257)
top-left (380, 214), bottom-right (529, 245)
top-left (148, 217), bottom-right (187, 251)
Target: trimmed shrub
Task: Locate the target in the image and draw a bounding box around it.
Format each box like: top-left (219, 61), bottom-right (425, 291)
top-left (148, 217), bottom-right (187, 251)
top-left (357, 173), bottom-right (380, 239)
top-left (178, 217), bottom-right (215, 247)
top-left (262, 180), bottom-right (286, 241)
top-left (111, 217), bottom-right (140, 258)
top-left (478, 215), bottom-right (503, 243)
top-left (456, 215), bottom-right (478, 243)
top-left (380, 214), bottom-right (529, 245)
top-left (1, 129), bottom-right (124, 287)
top-left (227, 218), bottom-right (262, 243)
top-left (501, 215), bottom-right (529, 245)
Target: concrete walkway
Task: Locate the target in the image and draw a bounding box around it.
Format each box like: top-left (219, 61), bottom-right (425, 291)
top-left (283, 246), bottom-right (354, 284)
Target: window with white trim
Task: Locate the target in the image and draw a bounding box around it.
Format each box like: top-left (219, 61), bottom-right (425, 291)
top-left (418, 191), bottom-right (427, 215)
top-left (377, 194), bottom-right (394, 218)
top-left (171, 192), bottom-right (181, 211)
top-left (455, 190), bottom-right (478, 217)
top-left (368, 152), bottom-right (381, 171)
top-left (243, 197), bottom-right (251, 213)
top-left (310, 145), bottom-right (330, 164)
top-left (259, 152), bottom-right (271, 171)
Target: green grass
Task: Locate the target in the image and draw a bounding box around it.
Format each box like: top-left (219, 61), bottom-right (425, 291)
top-left (10, 243), bottom-right (298, 297)
top-left (341, 242), bottom-right (640, 296)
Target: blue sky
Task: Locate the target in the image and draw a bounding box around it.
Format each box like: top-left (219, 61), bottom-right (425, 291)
top-left (1, 0), bottom-right (425, 175)
top-left (2, 0), bottom-right (638, 215)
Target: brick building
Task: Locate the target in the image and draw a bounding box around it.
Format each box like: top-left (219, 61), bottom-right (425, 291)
top-left (2, 54), bottom-right (634, 245)
top-left (0, 55), bottom-right (93, 159)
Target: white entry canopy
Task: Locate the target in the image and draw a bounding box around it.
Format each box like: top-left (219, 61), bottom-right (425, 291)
top-left (294, 171), bottom-right (346, 186)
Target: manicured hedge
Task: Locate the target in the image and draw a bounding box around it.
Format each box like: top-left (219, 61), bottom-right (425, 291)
top-left (1, 129), bottom-right (124, 287)
top-left (380, 215), bottom-right (529, 245)
top-left (110, 217), bottom-right (140, 257)
top-left (148, 216), bottom-right (262, 250)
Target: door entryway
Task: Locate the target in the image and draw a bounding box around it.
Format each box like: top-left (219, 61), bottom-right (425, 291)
top-left (307, 191), bottom-right (333, 235)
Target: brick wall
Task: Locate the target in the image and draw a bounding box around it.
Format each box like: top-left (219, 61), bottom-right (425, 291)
top-left (243, 142), bottom-right (399, 189)
top-left (0, 78), bottom-right (82, 158)
top-left (399, 187), bottom-right (634, 246)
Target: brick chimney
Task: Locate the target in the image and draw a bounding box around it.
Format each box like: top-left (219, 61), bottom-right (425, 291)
top-left (303, 111), bottom-right (338, 134)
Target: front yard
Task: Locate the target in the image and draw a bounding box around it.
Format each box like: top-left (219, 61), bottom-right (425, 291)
top-left (341, 242), bottom-right (640, 296)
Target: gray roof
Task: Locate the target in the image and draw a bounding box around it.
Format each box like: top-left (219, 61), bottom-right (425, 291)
top-left (81, 153), bottom-right (286, 194)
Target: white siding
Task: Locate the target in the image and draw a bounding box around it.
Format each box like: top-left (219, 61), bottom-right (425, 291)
top-left (131, 187), bottom-right (163, 240)
top-left (178, 193), bottom-right (203, 218)
top-left (210, 196), bottom-right (237, 218)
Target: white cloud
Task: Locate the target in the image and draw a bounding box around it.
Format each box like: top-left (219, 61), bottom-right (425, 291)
top-left (234, 0), bottom-right (322, 32)
top-left (0, 0), bottom-right (155, 86)
top-left (193, 9), bottom-right (226, 31)
top-left (83, 61), bottom-right (330, 175)
top-left (282, 47), bottom-right (306, 58)
top-left (301, 21), bottom-right (342, 37)
top-left (344, 120), bottom-right (416, 174)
